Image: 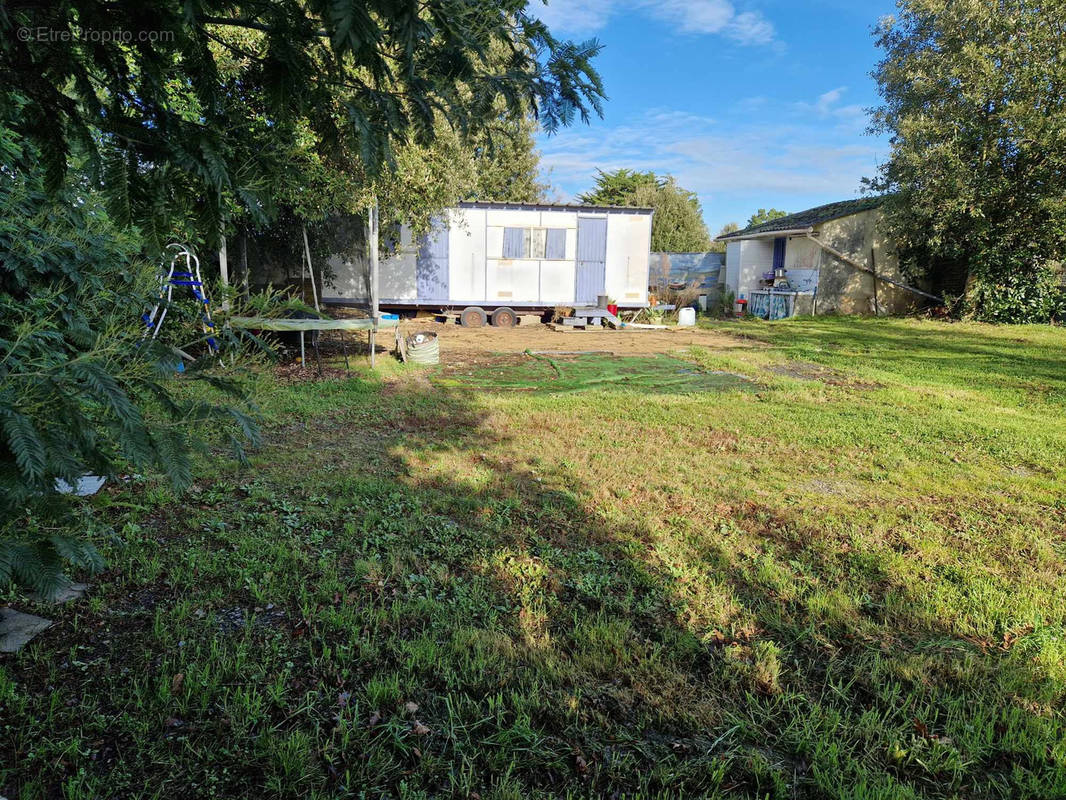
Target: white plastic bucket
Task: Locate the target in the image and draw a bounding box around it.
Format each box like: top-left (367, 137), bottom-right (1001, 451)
top-left (677, 307), bottom-right (696, 327)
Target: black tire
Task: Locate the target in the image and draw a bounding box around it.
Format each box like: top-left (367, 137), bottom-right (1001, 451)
top-left (491, 307), bottom-right (517, 328)
top-left (460, 306), bottom-right (487, 328)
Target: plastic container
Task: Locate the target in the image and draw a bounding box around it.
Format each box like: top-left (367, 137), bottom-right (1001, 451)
top-left (677, 307), bottom-right (696, 327)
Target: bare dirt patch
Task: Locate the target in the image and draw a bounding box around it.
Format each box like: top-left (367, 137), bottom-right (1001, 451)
top-left (397, 315), bottom-right (751, 362)
top-left (766, 361), bottom-right (883, 390)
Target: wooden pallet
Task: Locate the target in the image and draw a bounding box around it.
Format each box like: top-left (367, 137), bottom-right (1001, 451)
top-left (549, 323), bottom-right (602, 333)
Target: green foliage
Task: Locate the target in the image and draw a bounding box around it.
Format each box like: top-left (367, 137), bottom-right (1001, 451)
top-left (577, 168), bottom-right (658, 206)
top-left (709, 288), bottom-right (737, 318)
top-left (633, 178), bottom-right (713, 252)
top-left (966, 267), bottom-right (1066, 324)
top-left (0, 123), bottom-right (258, 598)
top-left (579, 170), bottom-right (712, 252)
top-left (468, 114), bottom-right (549, 203)
top-left (710, 222), bottom-right (740, 253)
top-left (869, 0), bottom-right (1066, 322)
top-left (746, 208), bottom-right (789, 228)
top-left (0, 1), bottom-right (604, 244)
top-left (0, 533), bottom-right (105, 600)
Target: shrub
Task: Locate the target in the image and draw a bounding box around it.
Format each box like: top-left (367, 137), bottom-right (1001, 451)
top-left (0, 122), bottom-right (258, 598)
top-left (966, 266), bottom-right (1066, 324)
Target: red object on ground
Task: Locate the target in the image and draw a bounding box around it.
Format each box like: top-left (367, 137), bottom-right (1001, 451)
top-left (607, 303), bottom-right (619, 315)
top-left (734, 298), bottom-right (748, 317)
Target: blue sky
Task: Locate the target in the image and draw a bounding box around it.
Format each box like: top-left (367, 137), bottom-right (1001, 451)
top-left (533, 0), bottom-right (896, 234)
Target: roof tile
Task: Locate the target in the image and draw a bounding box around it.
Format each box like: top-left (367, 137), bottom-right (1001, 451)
top-left (718, 197), bottom-right (887, 240)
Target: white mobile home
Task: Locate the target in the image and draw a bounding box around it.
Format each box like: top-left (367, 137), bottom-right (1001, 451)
top-left (324, 201), bottom-right (653, 325)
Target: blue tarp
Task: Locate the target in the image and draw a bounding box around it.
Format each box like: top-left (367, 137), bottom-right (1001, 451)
top-left (748, 292), bottom-right (795, 320)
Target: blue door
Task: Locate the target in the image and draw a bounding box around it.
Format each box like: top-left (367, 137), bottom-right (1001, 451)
top-left (772, 237), bottom-right (786, 271)
top-left (416, 221), bottom-right (449, 301)
top-left (575, 217), bottom-right (607, 305)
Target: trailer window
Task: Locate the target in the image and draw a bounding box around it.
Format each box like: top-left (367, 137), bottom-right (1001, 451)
top-left (502, 227), bottom-right (567, 259)
top-left (545, 228), bottom-right (566, 259)
top-left (503, 227), bottom-right (525, 258)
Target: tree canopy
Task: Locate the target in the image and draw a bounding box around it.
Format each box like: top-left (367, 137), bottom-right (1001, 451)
top-left (577, 168), bottom-right (658, 206)
top-left (468, 113), bottom-right (549, 203)
top-left (710, 222), bottom-right (740, 253)
top-left (578, 169), bottom-right (712, 252)
top-left (0, 119), bottom-right (258, 596)
top-left (746, 208), bottom-right (789, 228)
top-left (869, 0), bottom-right (1066, 320)
top-left (1, 1), bottom-right (603, 245)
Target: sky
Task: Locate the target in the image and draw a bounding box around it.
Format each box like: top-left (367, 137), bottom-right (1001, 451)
top-left (532, 0), bottom-right (897, 234)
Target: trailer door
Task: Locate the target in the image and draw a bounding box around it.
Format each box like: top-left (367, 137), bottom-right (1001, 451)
top-left (416, 222), bottom-right (449, 302)
top-left (575, 216), bottom-right (607, 305)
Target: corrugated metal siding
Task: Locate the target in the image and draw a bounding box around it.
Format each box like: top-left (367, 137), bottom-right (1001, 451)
top-left (416, 222), bottom-right (449, 301)
top-left (575, 217), bottom-right (607, 303)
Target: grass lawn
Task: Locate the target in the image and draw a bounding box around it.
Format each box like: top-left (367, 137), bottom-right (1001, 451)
top-left (3, 317), bottom-right (1066, 799)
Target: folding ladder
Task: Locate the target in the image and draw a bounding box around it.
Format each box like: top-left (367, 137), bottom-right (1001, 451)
top-left (142, 243), bottom-right (218, 353)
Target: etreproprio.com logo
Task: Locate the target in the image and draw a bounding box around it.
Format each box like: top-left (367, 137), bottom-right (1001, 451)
top-left (17, 26), bottom-right (175, 44)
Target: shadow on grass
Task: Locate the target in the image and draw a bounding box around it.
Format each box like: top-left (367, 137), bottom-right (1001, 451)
top-left (3, 368), bottom-right (1065, 800)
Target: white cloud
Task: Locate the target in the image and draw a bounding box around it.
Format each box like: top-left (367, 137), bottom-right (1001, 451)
top-left (815, 87), bottom-right (847, 114)
top-left (643, 0), bottom-right (734, 35)
top-left (534, 0), bottom-right (616, 36)
top-left (725, 11), bottom-right (776, 45)
top-left (537, 102), bottom-right (885, 229)
top-left (534, 0), bottom-right (776, 45)
top-left (797, 87), bottom-right (869, 133)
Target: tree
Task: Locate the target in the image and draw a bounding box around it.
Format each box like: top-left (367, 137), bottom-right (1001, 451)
top-left (869, 0), bottom-right (1066, 321)
top-left (0, 121), bottom-right (257, 597)
top-left (632, 178), bottom-right (712, 252)
top-left (578, 170), bottom-right (712, 252)
top-left (577, 169), bottom-right (658, 206)
top-left (747, 208), bottom-right (789, 228)
top-left (468, 114), bottom-right (549, 203)
top-left (1, 1), bottom-right (604, 243)
top-left (710, 222), bottom-right (740, 253)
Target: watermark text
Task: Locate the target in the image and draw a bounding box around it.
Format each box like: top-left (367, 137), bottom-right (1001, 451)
top-left (18, 26), bottom-right (174, 44)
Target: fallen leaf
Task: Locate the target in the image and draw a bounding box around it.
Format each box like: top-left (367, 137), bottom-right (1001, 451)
top-left (404, 701), bottom-right (419, 714)
top-left (411, 721), bottom-right (431, 735)
top-left (367, 710), bottom-right (381, 727)
top-left (171, 673), bottom-right (184, 693)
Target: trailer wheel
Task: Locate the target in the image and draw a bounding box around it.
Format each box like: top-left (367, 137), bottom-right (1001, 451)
top-left (459, 306), bottom-right (487, 328)
top-left (491, 307), bottom-right (517, 328)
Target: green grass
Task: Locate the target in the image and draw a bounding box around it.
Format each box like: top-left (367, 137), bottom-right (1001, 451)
top-left (2, 317), bottom-right (1066, 799)
top-left (435, 353), bottom-right (754, 394)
